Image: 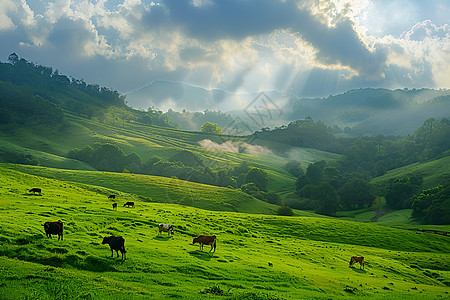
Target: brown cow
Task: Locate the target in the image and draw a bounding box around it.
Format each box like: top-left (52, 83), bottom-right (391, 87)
top-left (192, 235), bottom-right (216, 252)
top-left (42, 220), bottom-right (63, 240)
top-left (349, 256), bottom-right (364, 269)
top-left (102, 236), bottom-right (127, 261)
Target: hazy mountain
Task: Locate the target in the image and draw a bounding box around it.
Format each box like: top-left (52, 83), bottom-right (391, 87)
top-left (127, 81), bottom-right (450, 136)
top-left (125, 80), bottom-right (284, 113)
top-left (282, 88), bottom-right (450, 136)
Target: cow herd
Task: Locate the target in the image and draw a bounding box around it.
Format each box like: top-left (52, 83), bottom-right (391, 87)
top-left (35, 188), bottom-right (365, 267)
top-left (36, 190), bottom-right (217, 262)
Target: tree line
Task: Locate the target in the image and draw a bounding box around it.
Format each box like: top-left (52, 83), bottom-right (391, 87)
top-left (273, 117), bottom-right (449, 223)
top-left (67, 143), bottom-right (278, 204)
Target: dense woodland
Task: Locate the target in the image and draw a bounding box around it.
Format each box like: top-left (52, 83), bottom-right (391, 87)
top-left (258, 117), bottom-right (449, 221)
top-left (1, 54), bottom-right (449, 224)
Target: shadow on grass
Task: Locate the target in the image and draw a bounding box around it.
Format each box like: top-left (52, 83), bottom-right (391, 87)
top-left (188, 250), bottom-right (214, 261)
top-left (351, 268), bottom-right (367, 274)
top-left (153, 235), bottom-right (173, 241)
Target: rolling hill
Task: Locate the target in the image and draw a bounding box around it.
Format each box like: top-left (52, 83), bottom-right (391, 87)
top-left (0, 166), bottom-right (448, 299)
top-left (1, 54), bottom-right (450, 299)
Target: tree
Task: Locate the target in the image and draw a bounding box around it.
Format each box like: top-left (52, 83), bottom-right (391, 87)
top-left (339, 178), bottom-right (374, 210)
top-left (200, 122), bottom-right (223, 135)
top-left (306, 160), bottom-right (326, 184)
top-left (312, 183), bottom-right (339, 216)
top-left (385, 175), bottom-right (423, 209)
top-left (412, 185), bottom-right (450, 224)
top-left (245, 168), bottom-right (269, 192)
top-left (241, 182), bottom-right (259, 195)
top-left (285, 160), bottom-right (304, 177)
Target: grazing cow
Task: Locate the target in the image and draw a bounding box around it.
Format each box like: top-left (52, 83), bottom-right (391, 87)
top-left (349, 256), bottom-right (365, 269)
top-left (192, 235), bottom-right (216, 253)
top-left (123, 202), bottom-right (134, 208)
top-left (112, 203), bottom-right (117, 210)
top-left (108, 195), bottom-right (116, 200)
top-left (268, 262), bottom-right (273, 267)
top-left (158, 223), bottom-right (174, 236)
top-left (102, 236), bottom-right (126, 261)
top-left (29, 188), bottom-right (41, 195)
top-left (42, 220), bottom-right (63, 240)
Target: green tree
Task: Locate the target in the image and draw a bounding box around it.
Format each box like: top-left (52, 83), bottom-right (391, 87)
top-left (412, 185), bottom-right (450, 224)
top-left (385, 175), bottom-right (422, 209)
top-left (306, 160), bottom-right (326, 184)
top-left (285, 160), bottom-right (304, 177)
top-left (245, 168), bottom-right (269, 192)
top-left (312, 183), bottom-right (339, 216)
top-left (200, 122), bottom-right (223, 134)
top-left (339, 178), bottom-right (374, 210)
top-left (241, 182), bottom-right (259, 195)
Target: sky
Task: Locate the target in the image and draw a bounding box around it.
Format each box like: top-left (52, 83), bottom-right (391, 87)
top-left (1, 0), bottom-right (449, 109)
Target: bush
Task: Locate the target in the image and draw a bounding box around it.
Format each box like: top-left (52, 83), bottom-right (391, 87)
top-left (285, 160), bottom-right (304, 177)
top-left (284, 197), bottom-right (315, 210)
top-left (277, 206), bottom-right (293, 216)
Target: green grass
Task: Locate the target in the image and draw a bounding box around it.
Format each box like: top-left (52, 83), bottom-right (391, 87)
top-left (0, 114), bottom-right (344, 198)
top-left (3, 164), bottom-right (277, 215)
top-left (371, 156), bottom-right (450, 191)
top-left (0, 166), bottom-right (449, 299)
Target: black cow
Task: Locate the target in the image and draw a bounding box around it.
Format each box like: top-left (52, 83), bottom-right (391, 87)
top-left (42, 220), bottom-right (63, 240)
top-left (112, 203), bottom-right (117, 210)
top-left (108, 195), bottom-right (116, 200)
top-left (29, 188), bottom-right (41, 195)
top-left (102, 236), bottom-right (126, 261)
top-left (123, 202), bottom-right (134, 208)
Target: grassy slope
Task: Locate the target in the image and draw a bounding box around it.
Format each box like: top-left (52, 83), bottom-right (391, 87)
top-left (3, 164), bottom-right (277, 215)
top-left (370, 156), bottom-right (450, 191)
top-left (0, 113), bottom-right (342, 196)
top-left (0, 167), bottom-right (449, 299)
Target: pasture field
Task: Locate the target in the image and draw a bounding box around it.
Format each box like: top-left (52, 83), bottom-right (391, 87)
top-left (3, 163), bottom-right (277, 215)
top-left (1, 166), bottom-right (449, 299)
top-left (370, 156), bottom-right (450, 192)
top-left (0, 114), bottom-right (344, 196)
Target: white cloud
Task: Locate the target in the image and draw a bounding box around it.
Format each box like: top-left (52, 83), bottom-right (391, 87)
top-left (0, 0), bottom-right (448, 104)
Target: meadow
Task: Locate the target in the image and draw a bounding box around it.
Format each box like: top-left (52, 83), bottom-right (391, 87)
top-left (0, 165), bottom-right (449, 299)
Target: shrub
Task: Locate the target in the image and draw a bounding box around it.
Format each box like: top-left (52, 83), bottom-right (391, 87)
top-left (277, 206), bottom-right (293, 216)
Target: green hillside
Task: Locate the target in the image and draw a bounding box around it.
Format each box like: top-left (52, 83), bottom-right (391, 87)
top-left (0, 111), bottom-right (344, 197)
top-left (370, 156), bottom-right (450, 191)
top-left (0, 166), bottom-right (449, 299)
top-left (3, 164), bottom-right (277, 214)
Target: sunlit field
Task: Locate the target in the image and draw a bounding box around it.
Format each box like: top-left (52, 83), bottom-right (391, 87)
top-left (1, 166), bottom-right (448, 299)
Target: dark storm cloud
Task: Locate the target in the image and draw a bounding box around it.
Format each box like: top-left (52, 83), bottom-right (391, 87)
top-left (161, 0), bottom-right (387, 80)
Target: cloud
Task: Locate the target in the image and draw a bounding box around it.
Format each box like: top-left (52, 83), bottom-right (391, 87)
top-left (163, 0), bottom-right (387, 80)
top-left (198, 139), bottom-right (273, 155)
top-left (0, 0), bottom-right (448, 104)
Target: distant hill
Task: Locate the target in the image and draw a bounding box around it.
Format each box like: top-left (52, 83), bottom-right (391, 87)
top-left (125, 80), bottom-right (283, 114)
top-left (282, 88), bottom-right (450, 136)
top-left (0, 53), bottom-right (126, 121)
top-left (125, 80), bottom-right (450, 136)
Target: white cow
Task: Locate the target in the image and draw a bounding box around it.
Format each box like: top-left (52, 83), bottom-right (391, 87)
top-left (158, 223), bottom-right (174, 236)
